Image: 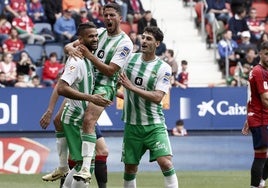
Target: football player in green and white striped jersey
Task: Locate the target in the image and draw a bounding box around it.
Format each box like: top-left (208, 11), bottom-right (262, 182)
top-left (56, 22), bottom-right (112, 188)
top-left (64, 3), bottom-right (133, 186)
top-left (118, 26), bottom-right (179, 188)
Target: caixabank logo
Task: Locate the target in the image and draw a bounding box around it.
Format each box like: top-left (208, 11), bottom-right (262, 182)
top-left (180, 97), bottom-right (247, 119)
top-left (197, 100), bottom-right (247, 116)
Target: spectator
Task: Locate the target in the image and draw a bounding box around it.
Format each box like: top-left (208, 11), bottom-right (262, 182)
top-left (0, 52), bottom-right (17, 86)
top-left (53, 9), bottom-right (77, 45)
top-left (174, 60), bottom-right (189, 89)
top-left (62, 0), bottom-right (85, 15)
top-left (12, 6), bottom-right (46, 44)
top-left (137, 10), bottom-right (157, 36)
top-left (42, 52), bottom-right (64, 87)
top-left (27, 0), bottom-right (47, 23)
top-left (205, 0), bottom-right (230, 25)
top-left (246, 7), bottom-right (265, 43)
top-left (231, 62), bottom-right (251, 86)
top-left (16, 51), bottom-right (36, 81)
top-left (88, 0), bottom-right (103, 20)
top-left (240, 47), bottom-right (259, 67)
top-left (41, 0), bottom-right (62, 29)
top-left (2, 27), bottom-right (25, 62)
top-left (4, 0), bottom-right (27, 22)
top-left (74, 6), bottom-right (104, 28)
top-left (129, 30), bottom-right (141, 53)
top-left (228, 5), bottom-right (249, 42)
top-left (172, 119), bottom-right (188, 136)
top-left (161, 49), bottom-right (178, 86)
top-left (0, 15), bottom-right (12, 46)
top-left (217, 30), bottom-right (239, 73)
top-left (14, 72), bottom-right (32, 87)
top-left (125, 0), bottom-right (145, 30)
top-left (235, 30), bottom-right (257, 59)
top-left (0, 71), bottom-right (7, 87)
top-left (73, 7), bottom-right (92, 28)
top-left (155, 41), bottom-right (166, 57)
top-left (257, 32), bottom-right (268, 52)
top-left (30, 74), bottom-right (44, 87)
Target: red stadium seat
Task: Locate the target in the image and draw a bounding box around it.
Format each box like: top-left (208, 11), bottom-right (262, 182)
top-left (120, 22), bottom-right (132, 35)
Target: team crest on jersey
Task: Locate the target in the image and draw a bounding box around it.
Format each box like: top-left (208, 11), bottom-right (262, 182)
top-left (69, 65), bottom-right (76, 72)
top-left (119, 46), bottom-right (130, 58)
top-left (97, 50), bottom-right (105, 59)
top-left (264, 81), bottom-right (268, 89)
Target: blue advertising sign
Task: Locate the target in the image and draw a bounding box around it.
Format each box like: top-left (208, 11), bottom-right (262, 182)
top-left (0, 87), bottom-right (247, 132)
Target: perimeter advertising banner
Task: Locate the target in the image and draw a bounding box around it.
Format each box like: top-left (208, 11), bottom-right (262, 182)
top-left (0, 87), bottom-right (247, 132)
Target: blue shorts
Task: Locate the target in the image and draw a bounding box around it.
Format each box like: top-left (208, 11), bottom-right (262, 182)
top-left (96, 125), bottom-right (103, 139)
top-left (250, 125), bottom-right (268, 150)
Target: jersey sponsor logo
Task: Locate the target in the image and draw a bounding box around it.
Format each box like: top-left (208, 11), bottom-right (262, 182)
top-left (135, 77), bottom-right (143, 86)
top-left (97, 50), bottom-right (105, 59)
top-left (0, 137), bottom-right (49, 174)
top-left (119, 46), bottom-right (130, 58)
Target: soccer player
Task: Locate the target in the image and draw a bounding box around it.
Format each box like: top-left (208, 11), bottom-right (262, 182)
top-left (64, 2), bottom-right (133, 183)
top-left (40, 84), bottom-right (110, 188)
top-left (41, 22), bottom-right (111, 187)
top-left (242, 41), bottom-right (268, 188)
top-left (118, 26), bottom-right (179, 188)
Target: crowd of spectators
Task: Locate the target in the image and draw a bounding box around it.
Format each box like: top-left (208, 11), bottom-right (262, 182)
top-left (0, 0), bottom-right (186, 89)
top-left (192, 0), bottom-right (268, 87)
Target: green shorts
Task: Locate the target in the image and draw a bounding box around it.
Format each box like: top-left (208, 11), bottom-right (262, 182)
top-left (62, 122), bottom-right (83, 162)
top-left (122, 123), bottom-right (172, 165)
top-left (93, 85), bottom-right (116, 101)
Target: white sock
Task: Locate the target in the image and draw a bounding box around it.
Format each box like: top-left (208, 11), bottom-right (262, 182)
top-left (124, 179), bottom-right (136, 188)
top-left (62, 168), bottom-right (76, 188)
top-left (81, 141), bottom-right (95, 170)
top-left (164, 174), bottom-right (179, 188)
top-left (56, 137), bottom-right (69, 168)
top-left (71, 179), bottom-right (89, 188)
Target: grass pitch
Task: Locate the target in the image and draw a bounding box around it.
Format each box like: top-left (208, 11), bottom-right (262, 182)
top-left (0, 170), bottom-right (251, 188)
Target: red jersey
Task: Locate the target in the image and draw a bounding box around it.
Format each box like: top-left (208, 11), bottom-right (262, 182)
top-left (0, 20), bottom-right (12, 34)
top-left (42, 60), bottom-right (64, 80)
top-left (12, 16), bottom-right (34, 33)
top-left (247, 64), bottom-right (268, 127)
top-left (177, 71), bottom-right (189, 86)
top-left (2, 38), bottom-right (24, 53)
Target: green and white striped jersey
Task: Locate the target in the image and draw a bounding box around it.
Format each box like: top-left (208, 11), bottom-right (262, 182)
top-left (60, 57), bottom-right (95, 126)
top-left (122, 53), bottom-right (172, 126)
top-left (94, 28), bottom-right (133, 88)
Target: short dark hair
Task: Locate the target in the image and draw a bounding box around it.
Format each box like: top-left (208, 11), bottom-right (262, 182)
top-left (176, 119), bottom-right (184, 126)
top-left (144, 26), bottom-right (164, 42)
top-left (49, 52), bottom-right (57, 58)
top-left (260, 41), bottom-right (268, 51)
top-left (77, 22), bottom-right (97, 36)
top-left (181, 60), bottom-right (188, 65)
top-left (167, 49), bottom-right (174, 57)
top-left (103, 3), bottom-right (122, 16)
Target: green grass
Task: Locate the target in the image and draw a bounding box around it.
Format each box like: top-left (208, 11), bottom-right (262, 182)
top-left (0, 171), bottom-right (251, 188)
